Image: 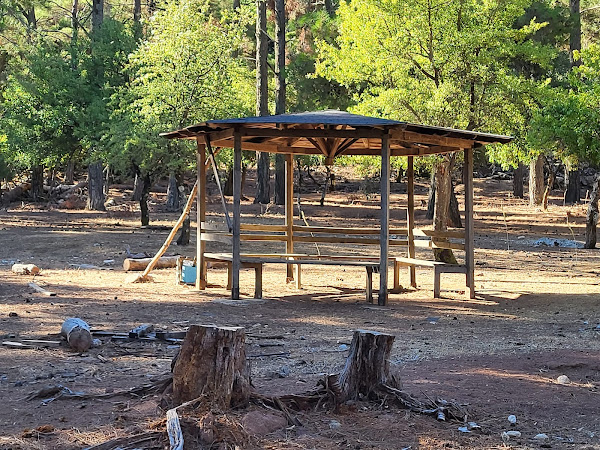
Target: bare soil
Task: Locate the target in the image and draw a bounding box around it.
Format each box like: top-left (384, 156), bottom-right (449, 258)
top-left (1, 174), bottom-right (599, 449)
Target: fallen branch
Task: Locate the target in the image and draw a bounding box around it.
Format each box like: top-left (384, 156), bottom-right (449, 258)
top-left (29, 282), bottom-right (56, 297)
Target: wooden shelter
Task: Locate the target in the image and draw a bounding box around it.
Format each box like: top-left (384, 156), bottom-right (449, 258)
top-left (162, 110), bottom-right (511, 305)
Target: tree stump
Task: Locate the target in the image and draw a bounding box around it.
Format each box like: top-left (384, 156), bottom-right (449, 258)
top-left (338, 330), bottom-right (400, 401)
top-left (172, 325), bottom-right (250, 408)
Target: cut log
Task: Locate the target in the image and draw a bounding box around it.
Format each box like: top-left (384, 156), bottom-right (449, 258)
top-left (50, 181), bottom-right (87, 199)
top-left (60, 318), bottom-right (93, 352)
top-left (123, 256), bottom-right (179, 271)
top-left (338, 329), bottom-right (400, 402)
top-left (1, 183), bottom-right (31, 205)
top-left (12, 264), bottom-right (40, 275)
top-left (172, 325), bottom-right (250, 407)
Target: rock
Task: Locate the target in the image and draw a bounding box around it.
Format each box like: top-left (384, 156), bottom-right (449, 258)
top-left (508, 414), bottom-right (517, 424)
top-left (557, 375), bottom-right (571, 384)
top-left (329, 420), bottom-right (341, 430)
top-left (241, 410), bottom-right (287, 436)
top-left (502, 430), bottom-right (521, 439)
top-left (278, 366), bottom-right (290, 378)
top-left (534, 433), bottom-right (549, 440)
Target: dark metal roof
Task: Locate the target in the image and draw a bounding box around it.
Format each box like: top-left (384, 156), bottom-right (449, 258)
top-left (203, 110), bottom-right (402, 127)
top-left (161, 110), bottom-right (512, 157)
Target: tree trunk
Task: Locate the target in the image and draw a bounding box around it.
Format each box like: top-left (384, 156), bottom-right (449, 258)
top-left (133, 0), bottom-right (142, 39)
top-left (255, 152), bottom-right (270, 204)
top-left (176, 185), bottom-right (190, 245)
top-left (320, 166), bottom-right (332, 206)
top-left (542, 165), bottom-right (555, 210)
top-left (339, 330), bottom-right (400, 402)
top-left (254, 0), bottom-right (270, 205)
top-left (426, 171), bottom-right (435, 220)
top-left (584, 174), bottom-right (599, 249)
top-left (65, 160), bottom-right (75, 184)
top-left (513, 163), bottom-right (524, 198)
top-left (31, 165), bottom-right (44, 202)
top-left (176, 216), bottom-right (191, 246)
top-left (172, 325), bottom-right (251, 408)
top-left (140, 173), bottom-right (151, 226)
top-left (87, 161), bottom-right (105, 210)
top-left (448, 185), bottom-right (462, 228)
top-left (433, 158), bottom-right (457, 263)
top-left (70, 0), bottom-right (79, 69)
top-left (564, 166), bottom-right (581, 204)
top-left (132, 171), bottom-right (144, 201)
top-left (166, 173), bottom-right (179, 212)
top-left (570, 0), bottom-right (581, 68)
top-left (529, 155), bottom-right (544, 207)
top-left (273, 0), bottom-right (286, 205)
top-left (91, 0), bottom-right (103, 32)
top-left (224, 168), bottom-right (234, 196)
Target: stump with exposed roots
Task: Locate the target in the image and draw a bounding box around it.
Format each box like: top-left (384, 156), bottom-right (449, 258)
top-left (338, 329), bottom-right (401, 401)
top-left (172, 325), bottom-right (251, 408)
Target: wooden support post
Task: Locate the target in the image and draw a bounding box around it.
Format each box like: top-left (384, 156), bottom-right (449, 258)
top-left (285, 154), bottom-right (294, 281)
top-left (463, 147), bottom-right (475, 299)
top-left (196, 139), bottom-right (207, 290)
top-left (407, 156), bottom-right (416, 288)
top-left (379, 134), bottom-right (390, 306)
top-left (232, 131), bottom-right (242, 299)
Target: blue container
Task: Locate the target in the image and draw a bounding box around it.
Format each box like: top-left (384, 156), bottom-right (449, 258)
top-left (181, 264), bottom-right (197, 284)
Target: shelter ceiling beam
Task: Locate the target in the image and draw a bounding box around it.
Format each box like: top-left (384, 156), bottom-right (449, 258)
top-left (205, 128), bottom-right (235, 142)
top-left (391, 130), bottom-right (475, 148)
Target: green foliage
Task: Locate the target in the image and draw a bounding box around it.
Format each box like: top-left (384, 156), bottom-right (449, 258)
top-left (108, 0), bottom-right (254, 178)
top-left (528, 44), bottom-right (600, 165)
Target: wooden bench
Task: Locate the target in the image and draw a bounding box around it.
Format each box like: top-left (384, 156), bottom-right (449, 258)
top-left (394, 257), bottom-right (467, 298)
top-left (204, 252), bottom-right (381, 301)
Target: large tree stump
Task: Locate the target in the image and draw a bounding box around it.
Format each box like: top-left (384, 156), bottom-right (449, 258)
top-left (172, 325), bottom-right (250, 408)
top-left (339, 330), bottom-right (400, 401)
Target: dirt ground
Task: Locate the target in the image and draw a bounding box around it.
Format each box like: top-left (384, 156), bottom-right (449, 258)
top-left (1, 174), bottom-right (599, 450)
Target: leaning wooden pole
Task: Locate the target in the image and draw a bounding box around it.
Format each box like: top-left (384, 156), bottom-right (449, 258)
top-left (131, 181), bottom-right (198, 283)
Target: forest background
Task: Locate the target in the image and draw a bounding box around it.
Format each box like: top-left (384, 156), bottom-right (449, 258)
top-left (1, 0), bottom-right (599, 243)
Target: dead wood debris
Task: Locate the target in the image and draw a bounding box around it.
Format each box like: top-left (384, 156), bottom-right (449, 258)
top-left (84, 431), bottom-right (163, 450)
top-left (26, 375), bottom-right (173, 405)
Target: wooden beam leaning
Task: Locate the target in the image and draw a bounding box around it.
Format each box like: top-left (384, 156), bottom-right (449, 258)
top-left (463, 147), bottom-right (475, 299)
top-left (406, 156), bottom-right (416, 289)
top-left (196, 139), bottom-right (207, 289)
top-left (232, 130), bottom-right (242, 299)
top-left (285, 154), bottom-right (295, 281)
top-left (379, 133), bottom-right (390, 306)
